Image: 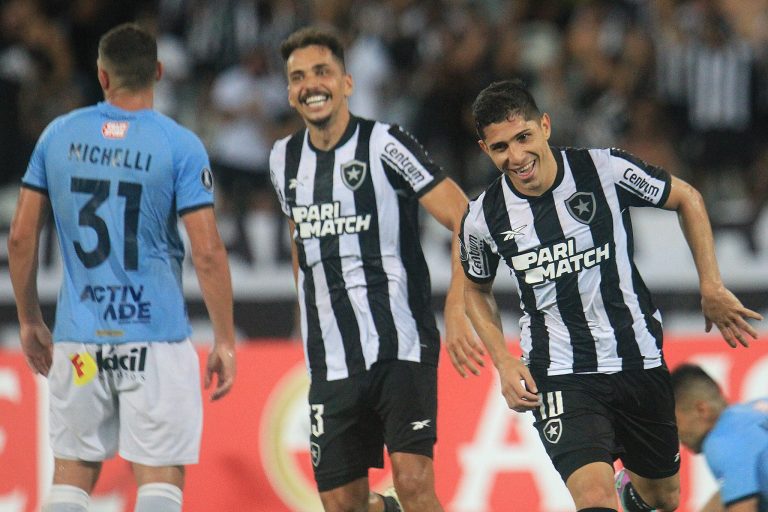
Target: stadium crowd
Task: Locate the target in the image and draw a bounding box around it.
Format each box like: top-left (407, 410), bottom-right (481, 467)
top-left (1, 0), bottom-right (767, 258)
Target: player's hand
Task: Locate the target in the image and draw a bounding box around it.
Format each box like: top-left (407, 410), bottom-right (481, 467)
top-left (497, 357), bottom-right (540, 412)
top-left (205, 344), bottom-right (236, 401)
top-left (20, 322), bottom-right (53, 376)
top-left (701, 285), bottom-right (763, 348)
top-left (444, 307), bottom-right (485, 378)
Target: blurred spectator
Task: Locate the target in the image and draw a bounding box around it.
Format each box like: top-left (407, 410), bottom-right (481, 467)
top-left (0, 0), bottom-right (84, 186)
top-left (1, 0), bottom-right (766, 264)
top-left (207, 44), bottom-right (294, 263)
top-left (678, 0), bottom-right (764, 250)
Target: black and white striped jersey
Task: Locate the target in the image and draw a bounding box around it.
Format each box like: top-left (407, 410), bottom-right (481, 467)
top-left (460, 147), bottom-right (672, 376)
top-left (270, 115), bottom-right (444, 381)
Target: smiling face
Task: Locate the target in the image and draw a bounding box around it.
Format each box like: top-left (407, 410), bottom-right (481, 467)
top-left (286, 44), bottom-right (352, 129)
top-left (478, 112), bottom-right (557, 196)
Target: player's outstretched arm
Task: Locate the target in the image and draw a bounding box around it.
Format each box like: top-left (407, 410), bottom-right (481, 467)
top-left (662, 177), bottom-right (763, 347)
top-left (420, 179), bottom-right (485, 377)
top-left (464, 277), bottom-right (539, 411)
top-left (183, 207), bottom-right (237, 400)
top-left (8, 188), bottom-right (53, 376)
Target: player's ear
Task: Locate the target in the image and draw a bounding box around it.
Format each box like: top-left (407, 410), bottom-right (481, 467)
top-left (343, 73), bottom-right (353, 98)
top-left (478, 139), bottom-right (490, 156)
top-left (97, 64), bottom-right (110, 91)
top-left (155, 61), bottom-right (163, 82)
top-left (540, 113), bottom-right (551, 140)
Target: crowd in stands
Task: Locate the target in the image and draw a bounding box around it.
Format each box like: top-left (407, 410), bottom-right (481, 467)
top-left (2, 0), bottom-right (767, 260)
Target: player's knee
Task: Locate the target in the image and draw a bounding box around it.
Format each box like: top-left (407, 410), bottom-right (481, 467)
top-left (319, 489), bottom-right (369, 512)
top-left (642, 480), bottom-right (680, 511)
top-left (42, 484), bottom-right (90, 512)
top-left (573, 485), bottom-right (617, 509)
top-left (649, 490), bottom-right (680, 512)
top-left (392, 468), bottom-right (434, 502)
top-left (134, 482), bottom-right (183, 512)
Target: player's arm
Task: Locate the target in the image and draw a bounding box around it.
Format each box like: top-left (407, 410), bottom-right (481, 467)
top-left (288, 219), bottom-right (299, 288)
top-left (699, 492), bottom-right (725, 512)
top-left (420, 179), bottom-right (485, 377)
top-left (183, 206), bottom-right (236, 400)
top-left (7, 187), bottom-right (53, 376)
top-left (724, 497), bottom-right (759, 512)
top-left (464, 276), bottom-right (539, 411)
top-left (662, 176), bottom-right (763, 347)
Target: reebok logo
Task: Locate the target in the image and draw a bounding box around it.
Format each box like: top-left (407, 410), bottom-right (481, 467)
top-left (500, 225), bottom-right (527, 241)
top-left (411, 419), bottom-right (432, 431)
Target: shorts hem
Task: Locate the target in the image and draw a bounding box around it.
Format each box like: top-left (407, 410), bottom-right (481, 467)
top-left (387, 442), bottom-right (434, 459)
top-left (52, 452), bottom-right (108, 463)
top-left (553, 447), bottom-right (613, 483)
top-left (316, 467), bottom-right (370, 492)
top-left (120, 452), bottom-right (199, 467)
top-left (622, 463), bottom-right (680, 480)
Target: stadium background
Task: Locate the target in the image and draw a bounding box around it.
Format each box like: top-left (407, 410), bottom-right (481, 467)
top-left (0, 0), bottom-right (766, 510)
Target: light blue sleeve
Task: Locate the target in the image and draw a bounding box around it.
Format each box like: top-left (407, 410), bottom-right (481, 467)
top-left (172, 127), bottom-right (215, 214)
top-left (704, 416), bottom-right (763, 506)
top-left (21, 119), bottom-right (60, 191)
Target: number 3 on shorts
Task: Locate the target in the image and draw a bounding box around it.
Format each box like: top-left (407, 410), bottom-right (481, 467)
top-left (310, 404), bottom-right (325, 437)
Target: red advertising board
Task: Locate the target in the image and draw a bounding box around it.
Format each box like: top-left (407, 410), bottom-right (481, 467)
top-left (1, 337), bottom-right (766, 511)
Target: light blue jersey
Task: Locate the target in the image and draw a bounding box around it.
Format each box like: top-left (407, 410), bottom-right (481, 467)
top-left (703, 398), bottom-right (768, 510)
top-left (22, 102), bottom-right (214, 344)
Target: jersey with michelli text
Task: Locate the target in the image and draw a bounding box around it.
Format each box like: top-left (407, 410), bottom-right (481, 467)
top-left (460, 146), bottom-right (672, 375)
top-left (270, 116), bottom-right (444, 381)
top-left (22, 102), bottom-right (214, 344)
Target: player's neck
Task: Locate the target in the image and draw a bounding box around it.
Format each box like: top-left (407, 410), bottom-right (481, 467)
top-left (306, 108), bottom-right (351, 151)
top-left (104, 88), bottom-right (154, 111)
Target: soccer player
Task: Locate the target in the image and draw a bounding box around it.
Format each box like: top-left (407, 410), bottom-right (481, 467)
top-left (671, 364), bottom-right (768, 512)
top-left (460, 79), bottom-right (763, 512)
top-left (7, 23), bottom-right (236, 512)
top-left (269, 27), bottom-right (483, 512)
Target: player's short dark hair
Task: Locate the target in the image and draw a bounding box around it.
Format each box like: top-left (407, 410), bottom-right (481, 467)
top-left (670, 363), bottom-right (723, 403)
top-left (98, 23), bottom-right (157, 90)
top-left (472, 79), bottom-right (542, 140)
top-left (280, 26), bottom-right (345, 69)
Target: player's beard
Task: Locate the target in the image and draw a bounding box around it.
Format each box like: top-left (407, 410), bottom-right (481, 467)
top-left (306, 112), bottom-right (332, 128)
top-left (299, 90), bottom-right (334, 128)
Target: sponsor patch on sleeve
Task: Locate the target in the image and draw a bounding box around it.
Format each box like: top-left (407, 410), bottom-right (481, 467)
top-left (201, 167), bottom-right (214, 191)
top-left (617, 165), bottom-right (665, 204)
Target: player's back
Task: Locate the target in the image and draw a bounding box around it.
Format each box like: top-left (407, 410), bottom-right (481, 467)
top-left (705, 398), bottom-right (768, 509)
top-left (23, 102), bottom-right (214, 344)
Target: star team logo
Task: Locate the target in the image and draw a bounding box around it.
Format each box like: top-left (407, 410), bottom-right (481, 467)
top-left (565, 191), bottom-right (596, 224)
top-left (340, 160), bottom-right (367, 191)
top-left (543, 418), bottom-right (562, 444)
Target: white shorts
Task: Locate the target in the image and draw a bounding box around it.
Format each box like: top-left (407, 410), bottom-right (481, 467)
top-left (48, 340), bottom-right (202, 466)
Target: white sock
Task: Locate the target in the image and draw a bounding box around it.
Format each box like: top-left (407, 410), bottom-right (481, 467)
top-left (42, 484), bottom-right (90, 512)
top-left (135, 482), bottom-right (183, 512)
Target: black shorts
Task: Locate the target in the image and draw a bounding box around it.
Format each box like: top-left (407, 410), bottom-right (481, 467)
top-left (308, 360), bottom-right (437, 492)
top-left (531, 366), bottom-right (680, 483)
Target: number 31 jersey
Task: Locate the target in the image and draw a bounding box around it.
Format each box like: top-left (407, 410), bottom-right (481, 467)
top-left (22, 102), bottom-right (214, 344)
